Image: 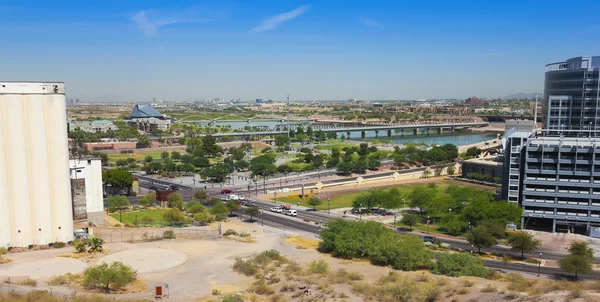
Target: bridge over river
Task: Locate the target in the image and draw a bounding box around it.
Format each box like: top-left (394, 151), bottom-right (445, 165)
top-left (197, 119), bottom-right (489, 140)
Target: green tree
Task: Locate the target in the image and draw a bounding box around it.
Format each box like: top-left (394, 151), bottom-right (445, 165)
top-left (137, 134), bottom-right (151, 148)
top-left (446, 166), bottom-right (455, 175)
top-left (210, 201), bottom-right (229, 220)
top-left (400, 214), bottom-right (419, 230)
top-left (205, 163), bottom-right (232, 182)
top-left (162, 208), bottom-right (187, 226)
top-left (226, 199), bottom-right (241, 216)
top-left (193, 190), bottom-right (209, 201)
top-left (244, 206), bottom-right (260, 221)
top-left (192, 157), bottom-right (210, 168)
top-left (465, 225), bottom-right (497, 253)
top-left (202, 134), bottom-right (223, 157)
top-left (465, 147), bottom-right (482, 158)
top-left (507, 231), bottom-right (542, 259)
top-left (140, 215), bottom-right (155, 226)
top-left (306, 126), bottom-right (314, 138)
top-left (274, 134), bottom-right (290, 147)
top-left (407, 186), bottom-right (436, 216)
top-left (82, 261), bottom-right (137, 292)
top-left (107, 195), bottom-right (130, 222)
top-left (161, 151), bottom-right (170, 160)
top-left (103, 168), bottom-right (134, 191)
top-left (569, 241), bottom-right (595, 261)
top-left (307, 196), bottom-right (322, 211)
top-left (167, 193), bottom-right (184, 210)
top-left (193, 211), bottom-right (214, 225)
top-left (171, 151), bottom-right (181, 161)
top-left (560, 244), bottom-right (593, 279)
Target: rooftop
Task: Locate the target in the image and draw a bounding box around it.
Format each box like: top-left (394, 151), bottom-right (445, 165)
top-left (129, 105), bottom-right (164, 118)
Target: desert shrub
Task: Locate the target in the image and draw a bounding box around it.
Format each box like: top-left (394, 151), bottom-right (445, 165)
top-left (481, 284), bottom-right (497, 292)
top-left (456, 288), bottom-right (469, 295)
top-left (48, 273), bottom-right (77, 286)
top-left (280, 283), bottom-right (295, 292)
top-left (232, 257), bottom-right (258, 276)
top-left (0, 247), bottom-right (7, 255)
top-left (114, 223), bottom-right (123, 227)
top-left (433, 253), bottom-right (488, 277)
top-left (52, 242), bottom-right (66, 248)
top-left (212, 289), bottom-right (221, 295)
top-left (307, 259), bottom-right (329, 275)
top-left (415, 273), bottom-right (429, 282)
top-left (139, 215), bottom-right (155, 226)
top-left (162, 230), bottom-right (176, 239)
top-left (422, 284), bottom-right (442, 302)
top-left (249, 278), bottom-right (275, 295)
top-left (254, 250), bottom-right (286, 266)
top-left (17, 278), bottom-right (37, 287)
top-left (73, 240), bottom-right (88, 253)
top-left (123, 223), bottom-right (133, 228)
top-left (506, 273), bottom-right (537, 292)
top-left (221, 293), bottom-right (245, 302)
top-left (460, 279), bottom-right (474, 287)
top-left (82, 261), bottom-right (137, 292)
top-left (238, 232), bottom-right (250, 237)
top-left (223, 229), bottom-right (238, 236)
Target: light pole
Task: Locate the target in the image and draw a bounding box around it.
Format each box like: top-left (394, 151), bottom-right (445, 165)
top-left (538, 252), bottom-right (542, 277)
top-left (402, 198), bottom-right (406, 208)
top-left (427, 216), bottom-right (430, 234)
top-left (261, 209), bottom-right (264, 226)
top-left (394, 213), bottom-right (397, 229)
top-left (328, 198), bottom-right (331, 214)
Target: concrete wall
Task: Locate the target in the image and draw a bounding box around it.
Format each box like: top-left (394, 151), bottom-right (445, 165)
top-left (69, 158), bottom-right (105, 225)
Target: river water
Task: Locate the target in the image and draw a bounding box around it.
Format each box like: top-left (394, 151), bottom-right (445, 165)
top-left (201, 120), bottom-right (499, 146)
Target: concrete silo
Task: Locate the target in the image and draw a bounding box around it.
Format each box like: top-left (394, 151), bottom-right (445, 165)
top-left (0, 82), bottom-right (73, 248)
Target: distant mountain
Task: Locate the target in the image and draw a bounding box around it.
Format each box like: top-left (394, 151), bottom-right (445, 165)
top-left (503, 92), bottom-right (539, 100)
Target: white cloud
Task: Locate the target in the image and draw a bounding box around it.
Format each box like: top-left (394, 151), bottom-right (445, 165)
top-left (357, 17), bottom-right (383, 28)
top-left (250, 5), bottom-right (310, 33)
top-left (131, 9), bottom-right (211, 37)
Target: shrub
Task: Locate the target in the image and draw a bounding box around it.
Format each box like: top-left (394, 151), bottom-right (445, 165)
top-left (48, 273), bottom-right (76, 286)
top-left (17, 278), bottom-right (37, 287)
top-left (481, 284), bottom-right (497, 292)
top-left (506, 273), bottom-right (536, 292)
top-left (460, 279), bottom-right (474, 287)
top-left (0, 247), bottom-right (7, 255)
top-left (212, 289), bottom-right (222, 295)
top-left (52, 242), bottom-right (66, 249)
top-left (221, 293), bottom-right (245, 302)
top-left (232, 257), bottom-right (258, 276)
top-left (433, 253), bottom-right (488, 277)
top-left (139, 215), bottom-right (155, 226)
top-left (223, 229), bottom-right (238, 236)
top-left (456, 288), bottom-right (468, 295)
top-left (82, 261), bottom-right (137, 292)
top-left (307, 259), bottom-right (329, 275)
top-left (162, 230), bottom-right (176, 239)
top-left (422, 285), bottom-right (442, 302)
top-left (249, 278), bottom-right (275, 295)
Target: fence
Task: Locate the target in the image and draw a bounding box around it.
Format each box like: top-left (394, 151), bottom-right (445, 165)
top-left (94, 227), bottom-right (220, 243)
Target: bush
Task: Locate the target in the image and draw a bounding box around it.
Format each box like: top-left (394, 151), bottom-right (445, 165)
top-left (433, 253), bottom-right (488, 277)
top-left (82, 261), bottom-right (137, 292)
top-left (319, 219), bottom-right (433, 271)
top-left (232, 257), bottom-right (258, 276)
top-left (17, 278), bottom-right (37, 287)
top-left (0, 247), bottom-right (7, 255)
top-left (212, 289), bottom-right (222, 295)
top-left (48, 273), bottom-right (76, 286)
top-left (506, 273), bottom-right (536, 292)
top-left (52, 242), bottom-right (66, 248)
top-left (221, 293), bottom-right (245, 302)
top-left (250, 278), bottom-right (275, 295)
top-left (223, 229), bottom-right (238, 236)
top-left (162, 230), bottom-right (176, 239)
top-left (481, 284), bottom-right (497, 292)
top-left (139, 215), bottom-right (155, 226)
top-left (307, 259), bottom-right (329, 275)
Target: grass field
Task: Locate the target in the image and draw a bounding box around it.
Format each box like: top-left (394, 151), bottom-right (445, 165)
top-left (107, 151), bottom-right (164, 163)
top-left (110, 209), bottom-right (166, 225)
top-left (274, 183), bottom-right (450, 210)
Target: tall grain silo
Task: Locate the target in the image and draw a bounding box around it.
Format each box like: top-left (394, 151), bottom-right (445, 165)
top-left (0, 82), bottom-right (74, 248)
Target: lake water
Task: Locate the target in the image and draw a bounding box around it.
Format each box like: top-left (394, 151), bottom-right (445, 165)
top-left (203, 120), bottom-right (499, 146)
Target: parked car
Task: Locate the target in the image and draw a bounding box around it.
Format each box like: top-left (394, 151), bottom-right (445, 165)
top-left (270, 206), bottom-right (282, 213)
top-left (239, 196), bottom-right (246, 200)
top-left (228, 195), bottom-right (240, 201)
top-left (169, 185), bottom-right (180, 190)
top-left (221, 189), bottom-right (233, 194)
top-left (220, 196), bottom-right (229, 201)
top-left (247, 201), bottom-right (258, 207)
top-left (285, 209), bottom-right (298, 217)
top-left (239, 201), bottom-right (246, 206)
top-left (422, 236), bottom-right (437, 243)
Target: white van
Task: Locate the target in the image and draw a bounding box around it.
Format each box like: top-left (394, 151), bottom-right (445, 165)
top-left (285, 209), bottom-right (298, 217)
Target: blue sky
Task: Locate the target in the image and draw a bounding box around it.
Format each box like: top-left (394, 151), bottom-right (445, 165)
top-left (1, 0), bottom-right (600, 102)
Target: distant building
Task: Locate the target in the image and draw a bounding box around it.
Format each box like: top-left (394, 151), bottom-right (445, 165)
top-left (69, 158), bottom-right (105, 225)
top-left (69, 120), bottom-right (117, 133)
top-left (256, 98), bottom-right (263, 104)
top-left (83, 141), bottom-right (137, 152)
top-left (127, 104), bottom-right (171, 132)
top-left (465, 97), bottom-right (483, 106)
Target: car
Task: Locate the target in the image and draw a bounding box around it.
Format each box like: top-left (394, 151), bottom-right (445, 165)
top-left (247, 201), bottom-right (258, 207)
top-left (422, 236), bottom-right (437, 243)
top-left (169, 185), bottom-right (180, 190)
top-left (228, 195), bottom-right (240, 201)
top-left (239, 201), bottom-right (246, 206)
top-left (220, 196), bottom-right (228, 201)
top-left (285, 209), bottom-right (298, 217)
top-left (282, 204), bottom-right (291, 210)
top-left (270, 207), bottom-right (282, 213)
top-left (239, 196), bottom-right (246, 200)
top-left (221, 189), bottom-right (233, 194)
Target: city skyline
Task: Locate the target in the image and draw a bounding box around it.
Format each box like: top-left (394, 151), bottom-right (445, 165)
top-left (1, 0), bottom-right (600, 102)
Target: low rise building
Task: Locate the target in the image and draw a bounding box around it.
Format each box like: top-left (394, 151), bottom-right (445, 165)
top-left (83, 141), bottom-right (137, 152)
top-left (127, 104), bottom-right (171, 132)
top-left (69, 120), bottom-right (117, 133)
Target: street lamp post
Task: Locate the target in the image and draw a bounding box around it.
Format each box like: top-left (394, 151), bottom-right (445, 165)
top-left (394, 213), bottom-right (397, 229)
top-left (538, 252), bottom-right (542, 277)
top-left (427, 216), bottom-right (430, 234)
top-left (328, 199), bottom-right (331, 214)
top-left (261, 209), bottom-right (264, 226)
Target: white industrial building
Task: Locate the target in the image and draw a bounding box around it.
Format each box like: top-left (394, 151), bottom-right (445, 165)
top-left (69, 158), bottom-right (105, 225)
top-left (0, 82), bottom-right (74, 248)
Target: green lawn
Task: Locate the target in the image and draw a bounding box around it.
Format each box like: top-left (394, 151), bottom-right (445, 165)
top-left (110, 209), bottom-right (166, 225)
top-left (107, 151), bottom-right (165, 163)
top-left (274, 183), bottom-right (450, 211)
